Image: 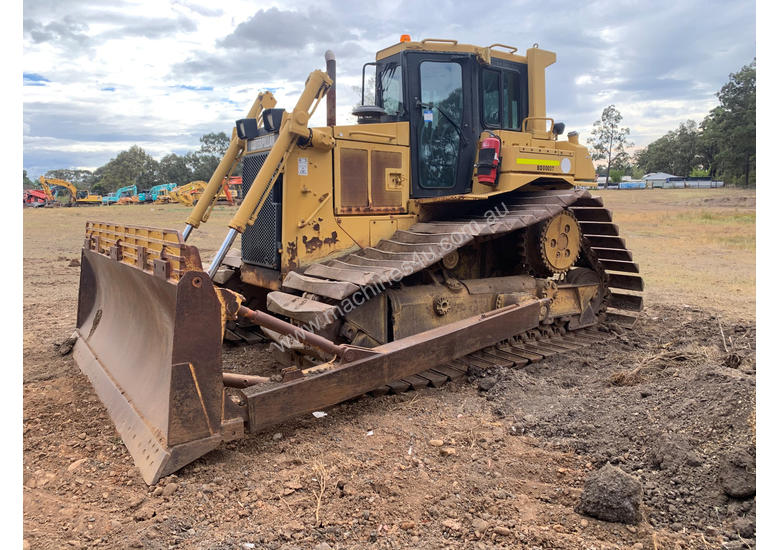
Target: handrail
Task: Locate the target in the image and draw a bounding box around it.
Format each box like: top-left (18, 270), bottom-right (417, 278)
top-left (522, 116), bottom-right (555, 139)
top-left (488, 43), bottom-right (518, 54)
top-left (421, 38), bottom-right (458, 45)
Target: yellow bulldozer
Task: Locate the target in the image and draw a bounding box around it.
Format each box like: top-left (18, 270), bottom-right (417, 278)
top-left (72, 38), bottom-right (643, 484)
top-left (168, 179), bottom-right (235, 206)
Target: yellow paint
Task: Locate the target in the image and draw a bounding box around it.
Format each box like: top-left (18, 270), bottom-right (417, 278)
top-left (222, 40), bottom-right (600, 288)
top-left (516, 158), bottom-right (560, 166)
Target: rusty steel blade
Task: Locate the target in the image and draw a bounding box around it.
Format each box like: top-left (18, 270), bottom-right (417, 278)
top-left (74, 233), bottom-right (238, 485)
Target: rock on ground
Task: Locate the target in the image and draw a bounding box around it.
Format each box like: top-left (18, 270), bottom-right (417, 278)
top-left (649, 434), bottom-right (702, 471)
top-left (733, 516), bottom-right (756, 538)
top-left (577, 464), bottom-right (643, 524)
top-left (719, 446), bottom-right (756, 499)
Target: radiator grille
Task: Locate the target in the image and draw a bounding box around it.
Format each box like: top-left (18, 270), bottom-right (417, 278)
top-left (241, 151), bottom-right (283, 269)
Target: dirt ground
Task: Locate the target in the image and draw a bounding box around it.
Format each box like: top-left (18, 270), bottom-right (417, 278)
top-left (22, 189), bottom-right (756, 549)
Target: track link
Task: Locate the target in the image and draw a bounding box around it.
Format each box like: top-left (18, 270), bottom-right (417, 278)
top-left (568, 195), bottom-right (644, 327)
top-left (369, 325), bottom-right (614, 395)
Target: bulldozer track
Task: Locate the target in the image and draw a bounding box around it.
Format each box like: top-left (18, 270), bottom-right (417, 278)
top-left (367, 324), bottom-right (615, 396)
top-left (249, 187), bottom-right (644, 396)
top-left (298, 189), bottom-right (642, 324)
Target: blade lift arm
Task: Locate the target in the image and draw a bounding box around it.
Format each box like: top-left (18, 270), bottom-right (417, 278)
top-left (207, 70), bottom-right (334, 278)
top-left (182, 91), bottom-right (277, 241)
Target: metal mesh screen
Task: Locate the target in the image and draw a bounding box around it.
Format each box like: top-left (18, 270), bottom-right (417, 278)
top-left (241, 152), bottom-right (283, 269)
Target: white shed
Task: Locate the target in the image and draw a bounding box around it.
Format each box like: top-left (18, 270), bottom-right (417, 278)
top-left (642, 172), bottom-right (678, 189)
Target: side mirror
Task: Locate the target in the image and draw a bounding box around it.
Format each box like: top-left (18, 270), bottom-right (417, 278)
top-left (552, 122), bottom-right (566, 137)
top-left (235, 118), bottom-right (259, 140)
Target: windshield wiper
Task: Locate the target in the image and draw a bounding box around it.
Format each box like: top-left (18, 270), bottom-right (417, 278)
top-left (417, 101), bottom-right (465, 142)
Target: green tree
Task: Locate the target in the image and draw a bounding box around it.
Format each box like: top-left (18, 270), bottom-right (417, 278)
top-left (23, 170), bottom-right (36, 189)
top-left (703, 60), bottom-right (756, 186)
top-left (587, 105), bottom-right (632, 187)
top-left (610, 169), bottom-right (624, 184)
top-left (94, 145), bottom-right (160, 192)
top-left (159, 153), bottom-right (192, 185)
top-left (184, 151), bottom-right (215, 182)
top-left (183, 132), bottom-right (232, 182)
top-left (44, 169), bottom-right (96, 189)
top-left (673, 120), bottom-right (700, 177)
top-left (697, 115), bottom-right (720, 177)
top-left (198, 132), bottom-right (230, 156)
top-left (635, 121), bottom-right (701, 177)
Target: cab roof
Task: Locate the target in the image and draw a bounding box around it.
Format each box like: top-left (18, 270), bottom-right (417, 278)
top-left (375, 38), bottom-right (547, 65)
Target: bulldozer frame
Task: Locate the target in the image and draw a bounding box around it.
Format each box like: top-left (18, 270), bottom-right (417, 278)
top-left (71, 39), bottom-right (643, 484)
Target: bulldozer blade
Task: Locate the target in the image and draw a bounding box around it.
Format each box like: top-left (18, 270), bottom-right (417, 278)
top-left (73, 223), bottom-right (242, 485)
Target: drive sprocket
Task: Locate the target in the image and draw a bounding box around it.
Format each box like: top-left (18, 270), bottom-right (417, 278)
top-left (524, 210), bottom-right (582, 276)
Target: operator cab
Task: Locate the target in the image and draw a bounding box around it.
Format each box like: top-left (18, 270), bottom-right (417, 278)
top-left (355, 40), bottom-right (531, 198)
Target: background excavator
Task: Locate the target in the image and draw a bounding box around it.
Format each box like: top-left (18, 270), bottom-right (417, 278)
top-left (168, 179), bottom-right (236, 206)
top-left (72, 38), bottom-right (643, 484)
top-left (101, 184), bottom-right (137, 205)
top-left (38, 176), bottom-right (102, 206)
top-left (138, 184), bottom-right (177, 203)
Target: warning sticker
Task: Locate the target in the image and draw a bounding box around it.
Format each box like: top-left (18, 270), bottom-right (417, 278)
top-left (423, 109), bottom-right (434, 123)
top-left (298, 157), bottom-right (308, 176)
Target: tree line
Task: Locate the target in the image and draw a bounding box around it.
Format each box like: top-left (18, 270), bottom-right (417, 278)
top-left (587, 60), bottom-right (755, 186)
top-left (24, 132), bottom-right (232, 194)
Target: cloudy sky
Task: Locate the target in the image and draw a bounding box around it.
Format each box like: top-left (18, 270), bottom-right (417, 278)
top-left (22, 0), bottom-right (756, 178)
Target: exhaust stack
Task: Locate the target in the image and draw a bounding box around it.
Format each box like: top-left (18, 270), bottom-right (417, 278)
top-left (325, 50), bottom-right (336, 126)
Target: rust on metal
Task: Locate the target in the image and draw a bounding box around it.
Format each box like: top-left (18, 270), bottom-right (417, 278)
top-left (74, 245), bottom-right (241, 484)
top-left (223, 372), bottom-right (269, 388)
top-left (241, 301), bottom-right (541, 432)
top-left (285, 240), bottom-right (298, 269)
top-left (237, 305), bottom-right (346, 359)
top-left (83, 221), bottom-right (202, 282)
top-left (302, 235), bottom-right (323, 253)
top-left (239, 263), bottom-right (282, 290)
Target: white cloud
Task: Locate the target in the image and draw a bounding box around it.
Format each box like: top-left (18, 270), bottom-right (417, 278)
top-left (23, 0), bottom-right (756, 178)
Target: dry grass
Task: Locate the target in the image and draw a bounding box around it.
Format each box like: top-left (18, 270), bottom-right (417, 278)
top-left (608, 346), bottom-right (712, 386)
top-left (22, 188), bottom-right (755, 324)
top-left (599, 188), bottom-right (755, 321)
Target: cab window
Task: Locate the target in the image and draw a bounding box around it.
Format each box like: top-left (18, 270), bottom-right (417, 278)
top-left (418, 61), bottom-right (463, 189)
top-left (480, 66), bottom-right (528, 130)
top-left (378, 63), bottom-right (404, 117)
top-left (482, 69), bottom-right (500, 127)
top-left (502, 70), bottom-right (524, 129)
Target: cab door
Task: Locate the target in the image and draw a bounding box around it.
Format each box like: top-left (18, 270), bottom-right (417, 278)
top-left (407, 53), bottom-right (476, 198)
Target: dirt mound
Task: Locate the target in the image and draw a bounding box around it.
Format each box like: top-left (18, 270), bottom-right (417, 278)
top-left (649, 434), bottom-right (703, 471)
top-left (481, 304), bottom-right (756, 544)
top-left (719, 446), bottom-right (756, 499)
